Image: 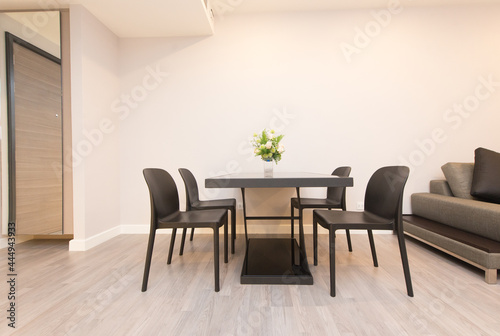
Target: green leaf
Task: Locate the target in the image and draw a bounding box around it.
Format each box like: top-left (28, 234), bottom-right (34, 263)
top-left (261, 129), bottom-right (268, 143)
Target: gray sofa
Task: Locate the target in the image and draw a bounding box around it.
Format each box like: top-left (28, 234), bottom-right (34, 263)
top-left (403, 162), bottom-right (500, 284)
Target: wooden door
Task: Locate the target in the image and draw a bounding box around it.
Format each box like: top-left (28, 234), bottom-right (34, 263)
top-left (7, 34), bottom-right (63, 234)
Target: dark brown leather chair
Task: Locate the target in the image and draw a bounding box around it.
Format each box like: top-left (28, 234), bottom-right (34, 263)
top-left (178, 168), bottom-right (237, 254)
top-left (291, 167), bottom-right (353, 251)
top-left (313, 166), bottom-right (413, 297)
top-left (142, 168), bottom-right (228, 292)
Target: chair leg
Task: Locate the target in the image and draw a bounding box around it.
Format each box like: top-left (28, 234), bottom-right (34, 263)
top-left (291, 204), bottom-right (295, 238)
top-left (329, 228), bottom-right (336, 297)
top-left (328, 208), bottom-right (337, 240)
top-left (213, 226), bottom-right (220, 292)
top-left (396, 227), bottom-right (414, 297)
top-left (231, 208), bottom-right (236, 254)
top-left (190, 228), bottom-right (195, 241)
top-left (224, 214), bottom-right (228, 263)
top-left (179, 228), bottom-right (187, 256)
top-left (141, 230), bottom-right (156, 292)
top-left (167, 228), bottom-right (177, 265)
top-left (367, 230), bottom-right (378, 267)
top-left (346, 229), bottom-right (353, 252)
top-left (313, 217), bottom-right (318, 266)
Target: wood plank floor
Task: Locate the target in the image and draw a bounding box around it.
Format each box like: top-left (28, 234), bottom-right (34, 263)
top-left (1, 233), bottom-right (499, 336)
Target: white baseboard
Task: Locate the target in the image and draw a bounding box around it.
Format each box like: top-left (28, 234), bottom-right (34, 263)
top-left (121, 224), bottom-right (302, 235)
top-left (69, 226), bottom-right (121, 251)
top-left (121, 225), bottom-right (218, 235)
top-left (1, 225), bottom-right (392, 251)
top-left (120, 224), bottom-right (393, 236)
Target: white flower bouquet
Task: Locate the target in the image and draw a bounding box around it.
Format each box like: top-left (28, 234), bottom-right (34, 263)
top-left (251, 129), bottom-right (285, 164)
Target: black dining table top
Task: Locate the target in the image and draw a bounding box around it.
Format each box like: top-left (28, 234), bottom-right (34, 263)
top-left (205, 172), bottom-right (353, 188)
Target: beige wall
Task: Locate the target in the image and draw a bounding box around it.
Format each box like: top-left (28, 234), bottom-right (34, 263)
top-left (5, 4), bottom-right (500, 249)
top-left (117, 5), bottom-right (500, 233)
top-left (69, 5), bottom-right (121, 250)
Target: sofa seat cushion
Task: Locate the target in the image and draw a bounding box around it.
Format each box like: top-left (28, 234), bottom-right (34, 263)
top-left (403, 215), bottom-right (500, 253)
top-left (411, 193), bottom-right (500, 242)
top-left (471, 147), bottom-right (500, 204)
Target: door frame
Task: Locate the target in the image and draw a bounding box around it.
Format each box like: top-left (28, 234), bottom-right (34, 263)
top-left (5, 31), bottom-right (62, 226)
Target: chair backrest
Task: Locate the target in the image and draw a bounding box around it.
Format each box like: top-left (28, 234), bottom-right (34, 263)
top-left (326, 166), bottom-right (352, 203)
top-left (364, 166), bottom-right (409, 221)
top-left (178, 168), bottom-right (200, 210)
top-left (143, 168), bottom-right (180, 220)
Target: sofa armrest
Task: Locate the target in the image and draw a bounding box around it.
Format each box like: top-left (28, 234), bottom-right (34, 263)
top-left (430, 180), bottom-right (453, 196)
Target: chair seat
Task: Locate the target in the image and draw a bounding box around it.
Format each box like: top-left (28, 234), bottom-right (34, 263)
top-left (159, 209), bottom-right (227, 228)
top-left (314, 210), bottom-right (393, 230)
top-left (192, 198), bottom-right (236, 210)
top-left (291, 197), bottom-right (341, 208)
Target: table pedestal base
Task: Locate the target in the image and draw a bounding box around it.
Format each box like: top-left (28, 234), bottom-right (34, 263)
top-left (241, 238), bottom-right (313, 285)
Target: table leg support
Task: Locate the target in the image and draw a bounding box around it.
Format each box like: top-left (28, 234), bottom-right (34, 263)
top-left (240, 188), bottom-right (249, 247)
top-left (296, 187), bottom-right (309, 271)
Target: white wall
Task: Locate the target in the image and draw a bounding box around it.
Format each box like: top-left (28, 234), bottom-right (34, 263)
top-left (2, 4), bottom-right (499, 248)
top-left (118, 4), bottom-right (500, 233)
top-left (69, 5), bottom-right (121, 249)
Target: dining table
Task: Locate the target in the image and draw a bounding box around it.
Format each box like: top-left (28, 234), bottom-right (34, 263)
top-left (205, 172), bottom-right (354, 285)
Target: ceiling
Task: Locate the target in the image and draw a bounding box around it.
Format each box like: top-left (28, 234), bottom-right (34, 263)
top-left (229, 0), bottom-right (500, 13)
top-left (1, 0), bottom-right (500, 37)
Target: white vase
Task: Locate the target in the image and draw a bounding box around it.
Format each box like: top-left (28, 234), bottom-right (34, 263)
top-left (263, 159), bottom-right (273, 177)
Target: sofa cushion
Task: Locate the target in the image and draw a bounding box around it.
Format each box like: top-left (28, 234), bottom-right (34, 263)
top-left (441, 162), bottom-right (474, 199)
top-left (411, 192), bottom-right (500, 242)
top-left (471, 147), bottom-right (500, 204)
top-left (430, 180), bottom-right (453, 196)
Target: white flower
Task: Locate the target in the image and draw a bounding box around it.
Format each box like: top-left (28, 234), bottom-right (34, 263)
top-left (278, 144), bottom-right (285, 153)
top-left (265, 141), bottom-right (272, 149)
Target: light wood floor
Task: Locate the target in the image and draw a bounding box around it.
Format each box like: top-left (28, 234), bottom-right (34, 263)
top-left (1, 233), bottom-right (499, 336)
